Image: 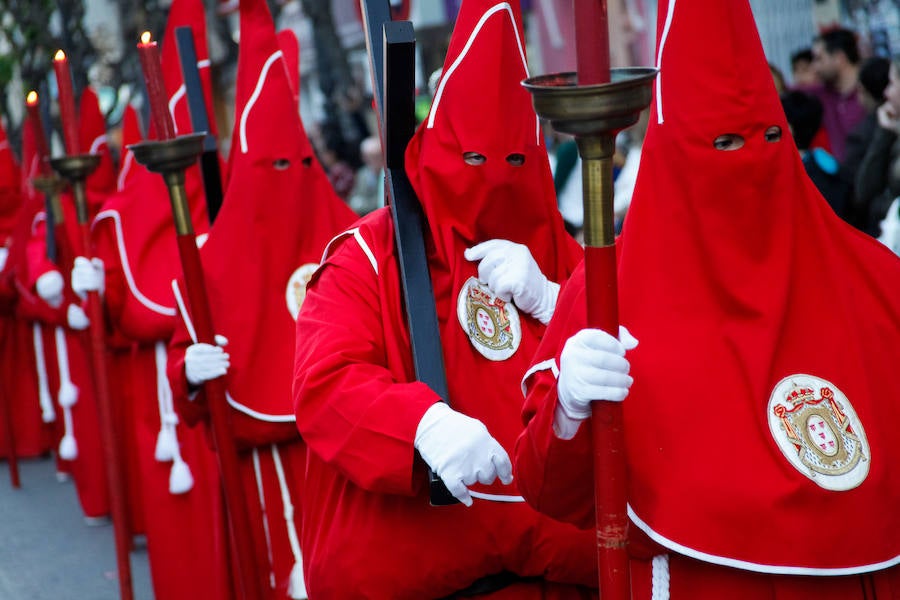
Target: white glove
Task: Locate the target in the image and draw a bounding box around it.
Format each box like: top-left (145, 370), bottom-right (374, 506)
top-left (71, 257), bottom-right (104, 299)
top-left (184, 335), bottom-right (230, 387)
top-left (465, 239), bottom-right (560, 325)
top-left (555, 327), bottom-right (638, 439)
top-left (35, 270), bottom-right (65, 308)
top-left (0, 247), bottom-right (8, 271)
top-left (414, 402), bottom-right (513, 507)
top-left (66, 304), bottom-right (90, 330)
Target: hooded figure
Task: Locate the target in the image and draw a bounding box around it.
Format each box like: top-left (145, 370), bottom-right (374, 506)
top-left (81, 0), bottom-right (231, 597)
top-left (515, 1), bottom-right (900, 598)
top-left (165, 0), bottom-right (356, 597)
top-left (0, 119), bottom-right (50, 461)
top-left (292, 1), bottom-right (590, 598)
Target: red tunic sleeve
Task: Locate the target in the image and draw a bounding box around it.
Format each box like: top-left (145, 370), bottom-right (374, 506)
top-left (515, 260), bottom-right (596, 530)
top-left (293, 228), bottom-right (441, 496)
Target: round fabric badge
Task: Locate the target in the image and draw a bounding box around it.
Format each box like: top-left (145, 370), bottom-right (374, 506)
top-left (768, 374), bottom-right (870, 491)
top-left (285, 263), bottom-right (319, 320)
top-left (456, 276), bottom-right (521, 361)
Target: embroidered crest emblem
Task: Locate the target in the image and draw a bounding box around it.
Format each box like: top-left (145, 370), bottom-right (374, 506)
top-left (456, 277), bottom-right (521, 361)
top-left (285, 263), bottom-right (319, 320)
top-left (767, 375), bottom-right (870, 491)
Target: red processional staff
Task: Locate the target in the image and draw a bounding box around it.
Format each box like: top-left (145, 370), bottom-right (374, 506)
top-left (50, 51), bottom-right (135, 600)
top-left (524, 2), bottom-right (655, 599)
top-left (132, 32), bottom-right (265, 600)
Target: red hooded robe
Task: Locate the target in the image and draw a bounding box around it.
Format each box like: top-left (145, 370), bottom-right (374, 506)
top-left (292, 1), bottom-right (588, 598)
top-left (166, 0), bottom-right (357, 595)
top-left (515, 1), bottom-right (900, 598)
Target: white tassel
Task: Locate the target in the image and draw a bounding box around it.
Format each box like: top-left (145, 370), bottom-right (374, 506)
top-left (154, 426), bottom-right (177, 462)
top-left (59, 434), bottom-right (78, 460)
top-left (168, 457), bottom-right (194, 494)
top-left (288, 560), bottom-right (308, 599)
top-left (272, 445), bottom-right (307, 600)
top-left (33, 323), bottom-right (56, 423)
top-left (651, 554), bottom-right (670, 600)
top-left (58, 381), bottom-right (79, 408)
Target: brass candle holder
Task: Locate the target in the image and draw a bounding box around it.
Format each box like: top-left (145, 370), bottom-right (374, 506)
top-left (49, 154), bottom-right (101, 226)
top-left (128, 133), bottom-right (266, 600)
top-left (523, 67), bottom-right (656, 600)
top-left (31, 174), bottom-right (65, 226)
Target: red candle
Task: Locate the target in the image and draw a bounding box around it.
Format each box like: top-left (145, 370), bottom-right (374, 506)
top-left (52, 50), bottom-right (81, 155)
top-left (574, 0), bottom-right (611, 85)
top-left (25, 91), bottom-right (52, 175)
top-left (137, 31), bottom-right (176, 140)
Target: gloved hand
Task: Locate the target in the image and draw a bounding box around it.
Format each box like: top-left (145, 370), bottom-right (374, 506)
top-left (35, 270), bottom-right (65, 308)
top-left (184, 335), bottom-right (230, 387)
top-left (556, 327), bottom-right (638, 434)
top-left (71, 257), bottom-right (104, 300)
top-left (67, 304), bottom-right (90, 330)
top-left (0, 247), bottom-right (8, 271)
top-left (464, 239), bottom-right (559, 325)
top-left (414, 402), bottom-right (513, 506)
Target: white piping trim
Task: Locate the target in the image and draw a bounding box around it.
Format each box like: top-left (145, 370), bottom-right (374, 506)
top-left (172, 280), bottom-right (198, 343)
top-left (655, 0), bottom-right (676, 125)
top-left (628, 505), bottom-right (900, 576)
top-left (93, 210), bottom-right (176, 316)
top-left (427, 3), bottom-right (539, 144)
top-left (88, 134), bottom-right (107, 155)
top-left (226, 391), bottom-right (295, 422)
top-left (470, 491), bottom-right (525, 502)
top-left (116, 151), bottom-right (134, 192)
top-left (31, 212), bottom-right (46, 235)
top-left (32, 323), bottom-right (56, 423)
top-left (252, 449), bottom-right (277, 589)
top-left (239, 50), bottom-right (284, 154)
top-left (321, 228), bottom-right (378, 275)
top-left (169, 85), bottom-right (186, 136)
top-left (197, 59), bottom-right (211, 69)
top-left (520, 358), bottom-right (558, 396)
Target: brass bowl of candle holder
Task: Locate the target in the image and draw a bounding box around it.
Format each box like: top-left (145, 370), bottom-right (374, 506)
top-left (50, 154), bottom-right (102, 225)
top-left (523, 67), bottom-right (656, 246)
top-left (30, 174), bottom-right (65, 224)
top-left (128, 133), bottom-right (205, 175)
top-left (50, 154), bottom-right (101, 181)
top-left (127, 134), bottom-right (206, 236)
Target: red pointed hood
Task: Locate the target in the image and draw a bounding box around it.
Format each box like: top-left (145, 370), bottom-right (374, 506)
top-left (160, 0), bottom-right (218, 139)
top-left (405, 0), bottom-right (573, 276)
top-left (184, 0), bottom-right (355, 424)
top-left (78, 86), bottom-right (117, 201)
top-left (0, 120), bottom-right (21, 242)
top-left (618, 0), bottom-right (900, 573)
top-left (116, 104), bottom-right (143, 191)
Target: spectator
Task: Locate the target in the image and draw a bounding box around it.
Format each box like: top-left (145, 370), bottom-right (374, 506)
top-left (347, 135), bottom-right (384, 216)
top-left (807, 28), bottom-right (866, 161)
top-left (855, 58), bottom-right (900, 237)
top-left (842, 56), bottom-right (890, 229)
top-left (781, 90), bottom-right (851, 218)
top-left (790, 47), bottom-right (819, 86)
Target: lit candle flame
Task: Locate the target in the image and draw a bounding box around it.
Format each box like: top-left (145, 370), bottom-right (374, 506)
top-left (54, 49), bottom-right (66, 61)
top-left (140, 31), bottom-right (152, 44)
top-left (26, 91), bottom-right (38, 105)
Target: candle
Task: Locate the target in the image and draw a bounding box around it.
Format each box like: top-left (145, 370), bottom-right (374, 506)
top-left (137, 31), bottom-right (176, 140)
top-left (25, 91), bottom-right (52, 174)
top-left (52, 50), bottom-right (81, 155)
top-left (574, 0), bottom-right (611, 85)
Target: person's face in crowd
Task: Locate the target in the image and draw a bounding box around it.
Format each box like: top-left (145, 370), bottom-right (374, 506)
top-left (793, 58), bottom-right (819, 87)
top-left (884, 64), bottom-right (900, 114)
top-left (811, 41), bottom-right (839, 85)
